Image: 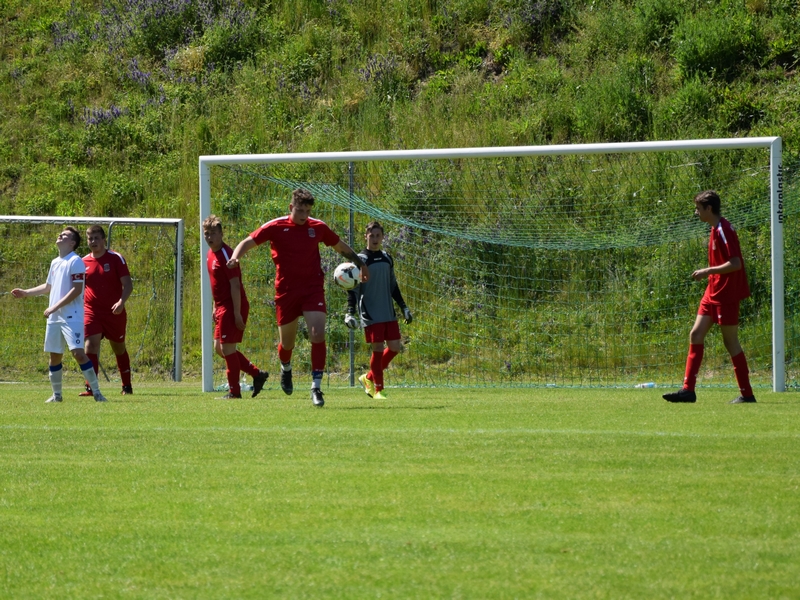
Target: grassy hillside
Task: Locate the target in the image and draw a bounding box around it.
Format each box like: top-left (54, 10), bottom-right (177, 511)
top-left (1, 0), bottom-right (799, 378)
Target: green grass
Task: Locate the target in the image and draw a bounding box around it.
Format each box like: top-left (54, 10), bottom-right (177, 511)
top-left (1, 382), bottom-right (799, 598)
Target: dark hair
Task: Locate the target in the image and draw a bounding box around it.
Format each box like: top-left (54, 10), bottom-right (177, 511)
top-left (365, 221), bottom-right (384, 234)
top-left (694, 190), bottom-right (721, 215)
top-left (86, 224), bottom-right (106, 239)
top-left (65, 226), bottom-right (81, 251)
top-left (202, 214), bottom-right (223, 233)
top-left (292, 188), bottom-right (315, 206)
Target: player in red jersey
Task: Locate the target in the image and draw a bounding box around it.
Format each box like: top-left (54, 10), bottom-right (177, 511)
top-left (663, 190), bottom-right (756, 404)
top-left (227, 188), bottom-right (369, 407)
top-left (203, 215), bottom-right (269, 400)
top-left (80, 225), bottom-right (134, 396)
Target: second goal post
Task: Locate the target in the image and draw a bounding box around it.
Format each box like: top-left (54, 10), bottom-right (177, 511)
top-left (199, 138), bottom-right (792, 393)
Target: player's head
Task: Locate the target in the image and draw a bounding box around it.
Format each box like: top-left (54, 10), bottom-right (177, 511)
top-left (86, 225), bottom-right (107, 252)
top-left (365, 221), bottom-right (384, 250)
top-left (694, 190), bottom-right (721, 215)
top-left (57, 226), bottom-right (81, 252)
top-left (289, 189), bottom-right (315, 225)
top-left (202, 214), bottom-right (223, 234)
top-left (202, 214), bottom-right (224, 250)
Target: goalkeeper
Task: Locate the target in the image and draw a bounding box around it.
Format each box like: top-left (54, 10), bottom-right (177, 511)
top-left (662, 190), bottom-right (756, 404)
top-left (345, 221), bottom-right (412, 400)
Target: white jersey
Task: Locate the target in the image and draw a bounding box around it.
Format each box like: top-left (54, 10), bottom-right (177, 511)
top-left (45, 251), bottom-right (86, 324)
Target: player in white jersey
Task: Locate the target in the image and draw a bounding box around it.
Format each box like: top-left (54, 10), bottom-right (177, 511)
top-left (11, 227), bottom-right (108, 403)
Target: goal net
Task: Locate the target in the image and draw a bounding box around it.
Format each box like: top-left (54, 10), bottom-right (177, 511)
top-left (0, 217), bottom-right (185, 382)
top-left (200, 139), bottom-right (797, 393)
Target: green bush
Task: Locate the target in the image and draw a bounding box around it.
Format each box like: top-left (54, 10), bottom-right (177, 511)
top-left (634, 0), bottom-right (685, 50)
top-left (673, 11), bottom-right (768, 81)
top-left (573, 55), bottom-right (655, 142)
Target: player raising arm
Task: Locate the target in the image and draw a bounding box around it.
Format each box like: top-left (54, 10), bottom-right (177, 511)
top-left (203, 215), bottom-right (269, 400)
top-left (11, 227), bottom-right (107, 403)
top-left (80, 225), bottom-right (134, 397)
top-left (662, 190), bottom-right (756, 404)
top-left (345, 221), bottom-right (412, 400)
top-left (227, 188), bottom-right (368, 407)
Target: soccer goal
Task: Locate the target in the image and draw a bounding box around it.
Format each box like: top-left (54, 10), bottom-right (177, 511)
top-left (199, 138), bottom-right (796, 393)
top-left (0, 216), bottom-right (185, 382)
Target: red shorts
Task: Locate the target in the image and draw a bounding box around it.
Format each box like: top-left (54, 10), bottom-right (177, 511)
top-left (364, 320), bottom-right (401, 343)
top-left (214, 303), bottom-right (249, 344)
top-left (275, 287), bottom-right (326, 326)
top-left (84, 308), bottom-right (127, 343)
top-left (698, 298), bottom-right (740, 326)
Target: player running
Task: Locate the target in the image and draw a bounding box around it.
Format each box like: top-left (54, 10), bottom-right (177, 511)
top-left (662, 190), bottom-right (756, 404)
top-left (204, 215), bottom-right (269, 400)
top-left (80, 225), bottom-right (134, 396)
top-left (345, 221), bottom-right (412, 400)
top-left (227, 188), bottom-right (368, 407)
top-left (11, 227), bottom-right (108, 403)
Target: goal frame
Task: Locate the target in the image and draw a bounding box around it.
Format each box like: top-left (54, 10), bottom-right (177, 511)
top-left (199, 137), bottom-right (784, 392)
top-left (0, 215), bottom-right (186, 381)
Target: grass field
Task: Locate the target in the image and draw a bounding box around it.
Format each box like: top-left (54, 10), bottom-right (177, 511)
top-left (1, 382), bottom-right (799, 599)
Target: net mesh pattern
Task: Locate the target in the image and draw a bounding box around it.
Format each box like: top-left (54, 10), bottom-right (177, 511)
top-left (208, 149), bottom-right (799, 390)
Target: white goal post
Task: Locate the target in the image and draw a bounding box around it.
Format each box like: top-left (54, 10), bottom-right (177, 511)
top-left (199, 137), bottom-right (785, 392)
top-left (0, 215), bottom-right (185, 381)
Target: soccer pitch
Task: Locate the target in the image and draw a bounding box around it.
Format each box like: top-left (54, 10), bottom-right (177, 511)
top-left (1, 383), bottom-right (798, 598)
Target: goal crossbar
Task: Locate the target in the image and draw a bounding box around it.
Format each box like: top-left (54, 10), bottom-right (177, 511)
top-left (199, 137), bottom-right (785, 392)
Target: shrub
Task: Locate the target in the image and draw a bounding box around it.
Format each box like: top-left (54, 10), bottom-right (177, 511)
top-left (573, 55), bottom-right (655, 142)
top-left (634, 0), bottom-right (685, 50)
top-left (673, 11), bottom-right (768, 81)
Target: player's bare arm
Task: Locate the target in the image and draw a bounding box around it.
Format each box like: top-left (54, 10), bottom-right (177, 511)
top-left (44, 281), bottom-right (83, 318)
top-left (692, 256), bottom-right (742, 280)
top-left (112, 275), bottom-right (134, 315)
top-left (11, 282), bottom-right (50, 298)
top-left (228, 236), bottom-right (257, 268)
top-left (333, 240), bottom-right (369, 282)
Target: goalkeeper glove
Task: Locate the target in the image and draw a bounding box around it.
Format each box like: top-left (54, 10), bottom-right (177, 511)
top-left (402, 307), bottom-right (413, 324)
top-left (344, 314), bottom-right (359, 329)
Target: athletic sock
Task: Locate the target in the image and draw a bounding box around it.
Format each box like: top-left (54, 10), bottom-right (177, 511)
top-left (49, 363), bottom-right (63, 396)
top-left (224, 352), bottom-right (242, 396)
top-left (237, 351), bottom-right (259, 378)
top-left (311, 371), bottom-right (323, 389)
top-left (81, 361), bottom-right (101, 394)
top-left (310, 342), bottom-right (326, 389)
top-left (278, 343), bottom-right (293, 364)
top-left (683, 343), bottom-right (704, 391)
top-left (116, 351), bottom-right (132, 387)
top-left (370, 351), bottom-right (384, 391)
top-left (381, 348), bottom-right (398, 370)
top-left (731, 351), bottom-right (753, 397)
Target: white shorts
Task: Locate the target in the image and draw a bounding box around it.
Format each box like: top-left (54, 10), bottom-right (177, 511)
top-left (44, 320), bottom-right (84, 354)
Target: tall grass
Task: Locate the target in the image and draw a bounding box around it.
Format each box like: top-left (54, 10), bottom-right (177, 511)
top-left (1, 0), bottom-right (799, 380)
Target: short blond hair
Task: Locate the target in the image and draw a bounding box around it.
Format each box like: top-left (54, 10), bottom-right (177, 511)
top-left (202, 214), bottom-right (223, 233)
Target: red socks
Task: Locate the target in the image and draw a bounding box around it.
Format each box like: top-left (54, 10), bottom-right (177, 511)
top-left (116, 351), bottom-right (132, 387)
top-left (683, 344), bottom-right (704, 391)
top-left (237, 351), bottom-right (259, 378)
top-left (224, 352), bottom-right (241, 395)
top-left (311, 342), bottom-right (326, 373)
top-left (368, 348), bottom-right (399, 392)
top-left (731, 351), bottom-right (753, 397)
top-left (278, 343), bottom-right (292, 365)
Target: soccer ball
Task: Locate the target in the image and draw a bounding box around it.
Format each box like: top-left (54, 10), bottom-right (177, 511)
top-left (333, 262), bottom-right (359, 290)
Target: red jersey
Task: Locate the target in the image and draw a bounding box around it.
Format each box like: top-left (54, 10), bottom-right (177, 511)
top-left (704, 217), bottom-right (750, 303)
top-left (83, 250), bottom-right (130, 312)
top-left (250, 216), bottom-right (340, 295)
top-left (207, 243), bottom-right (247, 308)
